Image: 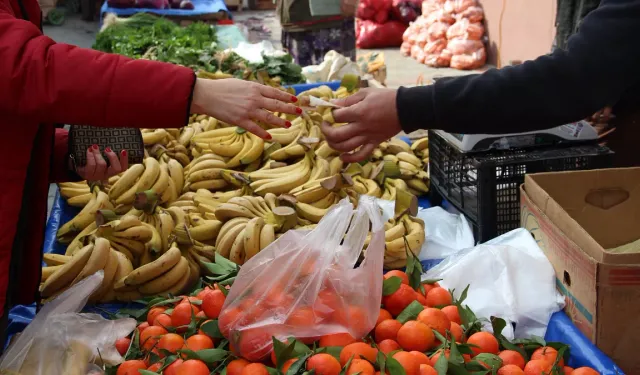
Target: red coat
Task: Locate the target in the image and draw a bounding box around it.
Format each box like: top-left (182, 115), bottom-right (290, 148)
top-left (0, 0), bottom-right (196, 337)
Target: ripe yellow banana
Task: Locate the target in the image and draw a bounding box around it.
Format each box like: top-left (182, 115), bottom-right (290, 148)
top-left (57, 190), bottom-right (112, 243)
top-left (215, 220), bottom-right (247, 258)
top-left (259, 224), bottom-right (275, 251)
top-left (243, 217), bottom-right (265, 261)
top-left (410, 137), bottom-right (429, 152)
top-left (251, 156), bottom-right (312, 196)
top-left (108, 164), bottom-right (145, 201)
top-left (229, 229), bottom-right (246, 265)
top-left (188, 220), bottom-right (223, 242)
top-left (167, 158), bottom-right (185, 195)
top-left (43, 253), bottom-right (71, 266)
top-left (89, 249), bottom-right (119, 302)
top-left (42, 265), bottom-right (63, 282)
top-left (295, 202), bottom-right (330, 224)
top-left (40, 244), bottom-right (93, 297)
top-left (113, 225), bottom-right (153, 242)
top-left (73, 238), bottom-right (110, 284)
top-left (142, 129), bottom-right (168, 145)
top-left (407, 178), bottom-right (429, 194)
top-left (214, 202), bottom-right (258, 221)
top-left (155, 266), bottom-right (191, 297)
top-left (138, 256), bottom-right (189, 295)
top-left (124, 246), bottom-right (181, 286)
top-left (150, 163), bottom-right (170, 201)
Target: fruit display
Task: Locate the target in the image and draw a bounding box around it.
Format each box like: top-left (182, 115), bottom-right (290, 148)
top-left (108, 256), bottom-right (603, 375)
top-left (50, 77), bottom-right (430, 301)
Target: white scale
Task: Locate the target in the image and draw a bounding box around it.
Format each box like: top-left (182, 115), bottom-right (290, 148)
top-left (435, 120), bottom-right (599, 153)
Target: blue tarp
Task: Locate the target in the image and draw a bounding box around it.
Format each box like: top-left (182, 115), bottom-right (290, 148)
top-left (287, 81), bottom-right (342, 95)
top-left (100, 0), bottom-right (231, 24)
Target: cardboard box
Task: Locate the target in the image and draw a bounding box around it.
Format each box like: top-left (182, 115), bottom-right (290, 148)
top-left (520, 168), bottom-right (640, 373)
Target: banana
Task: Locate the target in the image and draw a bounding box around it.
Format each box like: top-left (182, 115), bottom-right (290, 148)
top-left (113, 225), bottom-right (153, 242)
top-left (178, 127), bottom-right (195, 146)
top-left (264, 193), bottom-right (277, 211)
top-left (186, 180), bottom-right (228, 192)
top-left (41, 244), bottom-right (93, 297)
top-left (66, 193), bottom-right (93, 207)
top-left (309, 192), bottom-right (337, 209)
top-left (251, 156), bottom-right (312, 196)
top-left (114, 250), bottom-right (134, 277)
top-left (188, 220), bottom-right (223, 242)
top-left (138, 256), bottom-right (189, 295)
top-left (109, 242), bottom-right (136, 264)
top-left (397, 152), bottom-right (422, 167)
top-left (124, 246), bottom-right (181, 286)
top-left (410, 137), bottom-right (429, 152)
top-left (268, 123), bottom-right (302, 145)
top-left (73, 238), bottom-right (110, 284)
top-left (399, 161), bottom-right (419, 173)
top-left (42, 265), bottom-right (63, 282)
top-left (245, 196), bottom-right (271, 217)
top-left (188, 158), bottom-right (227, 175)
top-left (114, 215), bottom-right (144, 232)
top-left (243, 217), bottom-right (265, 261)
top-left (89, 249), bottom-right (119, 302)
top-left (229, 229), bottom-right (246, 265)
top-left (354, 176), bottom-right (382, 198)
top-left (136, 157), bottom-right (161, 194)
top-left (407, 179), bottom-right (429, 194)
top-left (384, 222), bottom-right (406, 242)
top-left (192, 126), bottom-right (236, 143)
top-left (385, 216), bottom-right (425, 257)
top-left (185, 252), bottom-right (201, 287)
top-left (214, 202), bottom-right (258, 221)
top-left (144, 223), bottom-right (163, 255)
top-left (157, 210), bottom-right (175, 252)
top-left (43, 253), bottom-right (71, 266)
top-left (155, 266), bottom-right (191, 297)
top-left (57, 190), bottom-right (112, 243)
top-left (108, 164), bottom-right (145, 201)
top-left (150, 163), bottom-right (170, 200)
top-left (227, 197), bottom-right (266, 218)
top-left (388, 138), bottom-right (412, 154)
top-left (259, 224), bottom-right (275, 251)
top-left (295, 202), bottom-right (330, 224)
top-left (238, 133), bottom-right (265, 165)
top-left (142, 129), bottom-right (168, 145)
top-left (215, 221), bottom-right (247, 258)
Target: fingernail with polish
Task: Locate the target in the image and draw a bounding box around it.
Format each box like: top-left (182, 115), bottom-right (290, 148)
top-left (105, 147), bottom-right (112, 153)
top-left (291, 96), bottom-right (298, 103)
top-left (264, 134), bottom-right (272, 140)
top-left (285, 121), bottom-right (292, 128)
top-left (121, 150), bottom-right (127, 156)
top-left (92, 144), bottom-right (98, 150)
top-left (296, 107), bottom-right (303, 114)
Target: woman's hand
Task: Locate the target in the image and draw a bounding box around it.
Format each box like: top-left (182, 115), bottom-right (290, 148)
top-left (190, 78), bottom-right (302, 140)
top-left (321, 88), bottom-right (402, 163)
top-left (77, 145), bottom-right (128, 182)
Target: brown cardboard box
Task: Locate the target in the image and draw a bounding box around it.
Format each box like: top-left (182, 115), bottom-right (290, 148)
top-left (520, 168), bottom-right (640, 373)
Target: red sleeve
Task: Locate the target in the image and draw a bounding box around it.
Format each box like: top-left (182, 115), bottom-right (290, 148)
top-left (0, 1), bottom-right (196, 128)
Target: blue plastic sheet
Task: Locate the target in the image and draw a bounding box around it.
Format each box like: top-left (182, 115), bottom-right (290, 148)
top-left (286, 81), bottom-right (342, 95)
top-left (100, 0), bottom-right (231, 24)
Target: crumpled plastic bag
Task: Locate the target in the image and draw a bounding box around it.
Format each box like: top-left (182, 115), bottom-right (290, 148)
top-left (0, 272), bottom-right (137, 375)
top-left (424, 229), bottom-right (566, 340)
top-left (220, 197), bottom-right (385, 362)
top-left (302, 51), bottom-right (362, 83)
top-left (356, 19), bottom-right (407, 49)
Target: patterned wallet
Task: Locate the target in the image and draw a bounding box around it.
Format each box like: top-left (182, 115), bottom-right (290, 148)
top-left (68, 126), bottom-right (145, 169)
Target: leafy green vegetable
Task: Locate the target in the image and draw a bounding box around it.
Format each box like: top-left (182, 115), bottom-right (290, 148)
top-left (93, 14), bottom-right (305, 84)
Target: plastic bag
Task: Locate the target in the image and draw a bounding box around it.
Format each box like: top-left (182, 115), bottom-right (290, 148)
top-left (424, 49), bottom-right (452, 67)
top-left (446, 39), bottom-right (483, 55)
top-left (426, 21), bottom-right (449, 41)
top-left (417, 206), bottom-right (474, 261)
top-left (424, 38), bottom-right (447, 54)
top-left (446, 18), bottom-right (484, 40)
top-left (220, 197), bottom-right (385, 362)
top-left (0, 272), bottom-right (137, 375)
top-left (424, 229), bottom-right (566, 340)
top-left (424, 9), bottom-right (456, 25)
top-left (356, 20), bottom-right (407, 49)
top-left (444, 0), bottom-right (477, 14)
top-left (457, 5), bottom-right (484, 22)
top-left (450, 46), bottom-right (486, 70)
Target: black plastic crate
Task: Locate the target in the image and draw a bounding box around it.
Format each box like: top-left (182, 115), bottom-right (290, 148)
top-left (428, 130), bottom-right (613, 242)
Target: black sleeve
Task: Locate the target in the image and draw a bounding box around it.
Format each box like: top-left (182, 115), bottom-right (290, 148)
top-left (396, 0), bottom-right (640, 135)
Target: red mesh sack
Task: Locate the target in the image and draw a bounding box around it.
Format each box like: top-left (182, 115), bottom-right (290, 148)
top-left (446, 39), bottom-right (484, 55)
top-left (427, 22), bottom-right (449, 41)
top-left (357, 20), bottom-right (407, 49)
top-left (450, 46), bottom-right (486, 70)
top-left (446, 19), bottom-right (484, 40)
top-left (458, 6), bottom-right (484, 22)
top-left (424, 38), bottom-right (447, 54)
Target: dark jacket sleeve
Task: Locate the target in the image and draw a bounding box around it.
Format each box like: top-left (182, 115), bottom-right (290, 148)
top-left (396, 0), bottom-right (640, 135)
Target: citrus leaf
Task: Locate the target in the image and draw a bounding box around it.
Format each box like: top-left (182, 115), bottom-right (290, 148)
top-left (456, 285), bottom-right (470, 305)
top-left (274, 338), bottom-right (295, 369)
top-left (421, 279), bottom-right (442, 285)
top-left (139, 370), bottom-right (160, 375)
top-left (396, 301), bottom-right (425, 324)
top-left (383, 276), bottom-right (402, 296)
top-left (376, 351), bottom-right (387, 375)
top-left (286, 352), bottom-right (312, 375)
top-left (490, 317), bottom-right (507, 338)
top-left (385, 357), bottom-right (406, 375)
top-left (449, 340), bottom-right (465, 365)
top-left (151, 297), bottom-right (182, 308)
top-left (475, 353), bottom-right (501, 370)
top-left (317, 346), bottom-right (342, 361)
top-left (445, 362), bottom-right (470, 375)
top-left (339, 356), bottom-right (355, 375)
top-left (195, 348), bottom-right (229, 363)
top-left (200, 320), bottom-right (224, 339)
top-left (434, 353), bottom-right (448, 375)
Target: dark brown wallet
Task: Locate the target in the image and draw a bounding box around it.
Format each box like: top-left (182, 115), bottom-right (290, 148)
top-left (68, 126), bottom-right (145, 170)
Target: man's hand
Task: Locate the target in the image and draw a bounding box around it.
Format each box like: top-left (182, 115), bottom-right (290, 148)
top-left (321, 88), bottom-right (402, 163)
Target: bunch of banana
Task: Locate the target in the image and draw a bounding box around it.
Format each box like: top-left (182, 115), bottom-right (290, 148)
top-left (213, 195), bottom-right (272, 222)
top-left (57, 180), bottom-right (117, 208)
top-left (183, 154), bottom-right (227, 192)
top-left (411, 136), bottom-right (429, 164)
top-left (380, 179), bottom-right (410, 201)
top-left (108, 157), bottom-right (178, 206)
top-left (248, 153), bottom-right (313, 196)
top-left (57, 186), bottom-right (112, 243)
top-left (213, 216), bottom-right (276, 265)
top-left (191, 187), bottom-right (248, 219)
top-left (93, 214), bottom-right (162, 267)
top-left (115, 245), bottom-right (196, 298)
top-left (383, 215), bottom-right (426, 269)
top-left (41, 237), bottom-right (112, 299)
top-left (268, 123), bottom-right (321, 162)
top-left (188, 114), bottom-right (219, 133)
top-left (190, 127), bottom-right (264, 169)
top-left (266, 117), bottom-right (306, 146)
top-left (129, 192), bottom-right (176, 253)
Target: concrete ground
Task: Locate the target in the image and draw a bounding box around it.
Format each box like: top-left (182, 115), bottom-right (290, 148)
top-left (43, 9), bottom-right (479, 215)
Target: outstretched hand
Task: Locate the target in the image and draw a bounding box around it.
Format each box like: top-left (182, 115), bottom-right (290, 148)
top-left (190, 78), bottom-right (302, 140)
top-left (321, 88), bottom-right (403, 163)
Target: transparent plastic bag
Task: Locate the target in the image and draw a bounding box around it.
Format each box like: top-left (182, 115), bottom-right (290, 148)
top-left (0, 272), bottom-right (136, 375)
top-left (220, 197), bottom-right (385, 362)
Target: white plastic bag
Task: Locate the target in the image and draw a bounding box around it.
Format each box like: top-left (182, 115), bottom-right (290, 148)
top-left (0, 272), bottom-right (137, 375)
top-left (423, 228), bottom-right (565, 340)
top-left (220, 197), bottom-right (385, 362)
